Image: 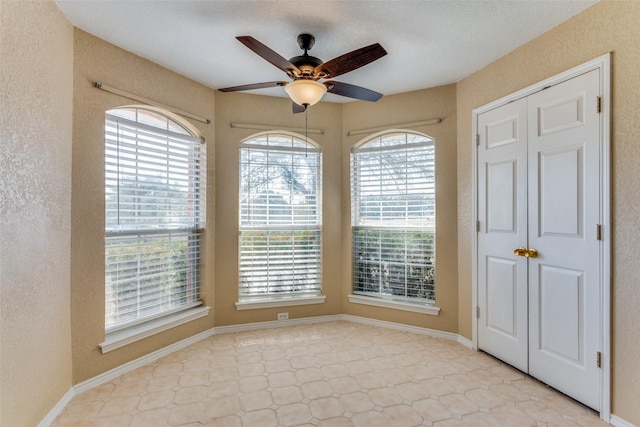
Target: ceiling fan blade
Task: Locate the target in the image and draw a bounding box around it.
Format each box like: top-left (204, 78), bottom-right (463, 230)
top-left (324, 81), bottom-right (383, 102)
top-left (219, 81), bottom-right (288, 92)
top-left (314, 43), bottom-right (387, 79)
top-left (236, 36), bottom-right (301, 75)
top-left (292, 102), bottom-right (306, 114)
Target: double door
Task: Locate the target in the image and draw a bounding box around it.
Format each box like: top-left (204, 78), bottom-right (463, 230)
top-left (477, 69), bottom-right (602, 410)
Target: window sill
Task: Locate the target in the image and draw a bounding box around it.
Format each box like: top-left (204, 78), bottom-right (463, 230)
top-left (99, 306), bottom-right (211, 353)
top-left (348, 294), bottom-right (440, 316)
top-left (236, 295), bottom-right (326, 310)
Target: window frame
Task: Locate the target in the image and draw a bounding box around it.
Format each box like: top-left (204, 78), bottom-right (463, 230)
top-left (349, 130), bottom-right (438, 315)
top-left (236, 131), bottom-right (325, 309)
top-left (101, 106), bottom-right (208, 352)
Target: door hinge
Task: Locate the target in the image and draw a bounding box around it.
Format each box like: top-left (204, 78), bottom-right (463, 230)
top-left (477, 221), bottom-right (480, 232)
top-left (597, 96), bottom-right (602, 113)
top-left (596, 224), bottom-right (602, 241)
top-left (476, 134), bottom-right (480, 146)
top-left (596, 351), bottom-right (602, 368)
top-left (476, 306), bottom-right (480, 318)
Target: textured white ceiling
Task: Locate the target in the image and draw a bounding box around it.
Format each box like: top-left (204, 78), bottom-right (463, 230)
top-left (54, 0), bottom-right (598, 103)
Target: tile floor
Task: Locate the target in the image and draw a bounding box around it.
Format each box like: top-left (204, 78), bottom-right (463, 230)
top-left (52, 320), bottom-right (608, 427)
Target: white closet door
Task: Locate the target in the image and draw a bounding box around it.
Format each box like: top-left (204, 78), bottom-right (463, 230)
top-left (477, 69), bottom-right (602, 411)
top-left (527, 69), bottom-right (601, 410)
top-left (477, 97), bottom-right (529, 372)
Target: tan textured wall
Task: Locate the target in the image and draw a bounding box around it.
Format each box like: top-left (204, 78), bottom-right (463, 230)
top-left (456, 1), bottom-right (640, 423)
top-left (342, 85), bottom-right (458, 332)
top-left (71, 30), bottom-right (216, 383)
top-left (0, 1), bottom-right (74, 425)
top-left (214, 92), bottom-right (344, 325)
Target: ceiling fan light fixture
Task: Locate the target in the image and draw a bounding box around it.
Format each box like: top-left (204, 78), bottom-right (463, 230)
top-left (285, 79), bottom-right (327, 107)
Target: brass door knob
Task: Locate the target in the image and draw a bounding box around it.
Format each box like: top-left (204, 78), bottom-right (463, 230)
top-left (514, 247), bottom-right (527, 257)
top-left (514, 247), bottom-right (538, 258)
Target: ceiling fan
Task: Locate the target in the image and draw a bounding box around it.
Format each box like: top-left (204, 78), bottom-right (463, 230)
top-left (219, 34), bottom-right (387, 113)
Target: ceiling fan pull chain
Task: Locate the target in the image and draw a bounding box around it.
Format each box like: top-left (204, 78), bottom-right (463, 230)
top-left (304, 107), bottom-right (309, 158)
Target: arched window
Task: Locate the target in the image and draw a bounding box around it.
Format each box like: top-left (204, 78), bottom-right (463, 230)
top-left (104, 107), bottom-right (205, 332)
top-left (351, 131), bottom-right (435, 303)
top-left (238, 132), bottom-right (322, 302)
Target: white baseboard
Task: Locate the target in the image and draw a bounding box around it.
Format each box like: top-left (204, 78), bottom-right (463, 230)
top-left (37, 388), bottom-right (75, 427)
top-left (214, 314), bottom-right (342, 334)
top-left (341, 314), bottom-right (461, 342)
top-left (457, 334), bottom-right (473, 349)
top-left (38, 313), bottom-right (501, 426)
top-left (610, 415), bottom-right (637, 427)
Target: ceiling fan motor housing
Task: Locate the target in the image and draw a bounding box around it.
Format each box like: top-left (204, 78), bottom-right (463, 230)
top-left (289, 55), bottom-right (323, 79)
top-left (289, 34), bottom-right (323, 79)
top-left (297, 33), bottom-right (315, 51)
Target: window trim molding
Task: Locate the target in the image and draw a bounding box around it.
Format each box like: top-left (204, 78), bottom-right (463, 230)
top-left (238, 131), bottom-right (323, 303)
top-left (350, 130), bottom-right (436, 304)
top-left (348, 294), bottom-right (440, 316)
top-left (99, 305), bottom-right (210, 353)
top-left (104, 107), bottom-right (206, 333)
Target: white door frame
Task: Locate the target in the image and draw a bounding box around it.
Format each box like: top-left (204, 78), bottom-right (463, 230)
top-left (471, 53), bottom-right (611, 421)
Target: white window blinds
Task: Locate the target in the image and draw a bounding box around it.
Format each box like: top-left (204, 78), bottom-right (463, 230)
top-left (351, 132), bottom-right (435, 302)
top-left (105, 109), bottom-right (205, 331)
top-left (239, 133), bottom-right (322, 301)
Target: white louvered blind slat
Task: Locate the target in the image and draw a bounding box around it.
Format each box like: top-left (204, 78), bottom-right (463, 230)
top-left (351, 132), bottom-right (435, 303)
top-left (105, 109), bottom-right (205, 331)
top-left (239, 133), bottom-right (322, 301)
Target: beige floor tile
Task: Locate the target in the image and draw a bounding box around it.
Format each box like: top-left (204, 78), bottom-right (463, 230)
top-left (438, 393), bottom-right (481, 416)
top-left (174, 384), bottom-right (207, 404)
top-left (241, 408), bottom-right (278, 427)
top-left (204, 395), bottom-right (239, 418)
top-left (272, 385), bottom-right (304, 405)
top-left (276, 402), bottom-right (313, 426)
top-left (488, 382), bottom-right (532, 403)
top-left (309, 396), bottom-right (345, 420)
top-left (465, 387), bottom-right (507, 410)
top-left (167, 402), bottom-right (205, 425)
top-left (329, 376), bottom-right (362, 395)
top-left (412, 398), bottom-right (453, 422)
top-left (462, 411), bottom-right (504, 426)
top-left (295, 366), bottom-right (324, 383)
top-left (137, 389), bottom-right (175, 411)
top-left (267, 370), bottom-right (298, 388)
top-left (301, 380), bottom-right (334, 400)
top-left (355, 371), bottom-right (389, 389)
top-left (351, 410), bottom-right (393, 427)
top-left (92, 414), bottom-right (132, 427)
top-left (97, 395), bottom-right (140, 418)
top-left (444, 373), bottom-right (482, 393)
top-left (316, 416), bottom-right (355, 427)
top-left (339, 391), bottom-right (376, 413)
top-left (238, 374), bottom-right (268, 392)
top-left (202, 414), bottom-right (241, 427)
top-left (110, 379), bottom-right (149, 397)
top-left (129, 408), bottom-right (171, 427)
top-left (208, 379), bottom-right (239, 398)
top-left (421, 377), bottom-right (457, 397)
top-left (153, 361), bottom-right (184, 377)
top-left (382, 404), bottom-right (423, 427)
top-left (54, 401), bottom-right (104, 424)
top-left (52, 321), bottom-right (611, 427)
top-left (239, 389), bottom-right (273, 412)
top-left (367, 386), bottom-right (405, 407)
top-left (147, 374), bottom-right (180, 392)
top-left (490, 405), bottom-right (538, 426)
top-left (518, 399), bottom-right (566, 423)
